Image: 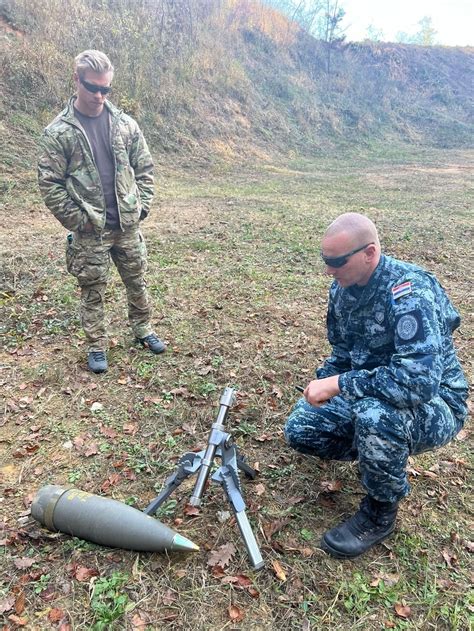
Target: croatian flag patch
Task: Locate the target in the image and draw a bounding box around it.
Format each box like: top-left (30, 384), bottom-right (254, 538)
top-left (392, 281), bottom-right (412, 300)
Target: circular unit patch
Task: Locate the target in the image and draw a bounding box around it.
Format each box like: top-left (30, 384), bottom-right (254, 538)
top-left (396, 314), bottom-right (419, 341)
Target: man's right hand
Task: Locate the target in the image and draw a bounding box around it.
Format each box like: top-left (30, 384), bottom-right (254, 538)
top-left (303, 376), bottom-right (340, 407)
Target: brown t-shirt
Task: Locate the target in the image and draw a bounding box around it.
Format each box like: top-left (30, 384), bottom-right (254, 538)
top-left (74, 107), bottom-right (119, 228)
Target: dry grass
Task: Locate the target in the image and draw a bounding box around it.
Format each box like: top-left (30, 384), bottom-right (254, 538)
top-left (1, 145), bottom-right (473, 630)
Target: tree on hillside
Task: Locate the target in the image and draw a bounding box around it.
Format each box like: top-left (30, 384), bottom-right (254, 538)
top-left (318, 0), bottom-right (346, 76)
top-left (396, 16), bottom-right (438, 45)
top-left (262, 0), bottom-right (325, 34)
top-left (262, 0), bottom-right (346, 75)
top-left (364, 24), bottom-right (384, 43)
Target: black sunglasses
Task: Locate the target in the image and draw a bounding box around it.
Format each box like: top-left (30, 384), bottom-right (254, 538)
top-left (79, 77), bottom-right (112, 95)
top-left (321, 243), bottom-right (374, 268)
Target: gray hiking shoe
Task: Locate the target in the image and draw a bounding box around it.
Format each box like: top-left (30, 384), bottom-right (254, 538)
top-left (88, 351), bottom-right (108, 373)
top-left (136, 333), bottom-right (166, 355)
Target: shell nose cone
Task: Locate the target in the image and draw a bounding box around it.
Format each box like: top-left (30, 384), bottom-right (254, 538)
top-left (171, 533), bottom-right (200, 552)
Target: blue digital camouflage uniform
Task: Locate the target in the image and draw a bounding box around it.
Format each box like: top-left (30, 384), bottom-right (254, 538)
top-left (285, 254), bottom-right (468, 503)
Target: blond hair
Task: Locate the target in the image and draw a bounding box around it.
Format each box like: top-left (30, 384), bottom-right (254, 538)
top-left (74, 50), bottom-right (114, 79)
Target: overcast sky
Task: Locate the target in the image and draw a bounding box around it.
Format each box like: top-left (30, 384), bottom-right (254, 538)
top-left (339, 0), bottom-right (473, 46)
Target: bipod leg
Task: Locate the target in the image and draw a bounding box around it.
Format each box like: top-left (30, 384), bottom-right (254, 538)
top-left (212, 442), bottom-right (264, 570)
top-left (236, 452), bottom-right (257, 480)
top-left (144, 451), bottom-right (203, 515)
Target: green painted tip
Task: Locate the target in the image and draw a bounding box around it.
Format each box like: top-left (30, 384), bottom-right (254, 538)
top-left (171, 533), bottom-right (200, 552)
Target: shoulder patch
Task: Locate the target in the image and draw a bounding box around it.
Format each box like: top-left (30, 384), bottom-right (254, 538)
top-left (395, 310), bottom-right (425, 343)
top-left (392, 281), bottom-right (412, 301)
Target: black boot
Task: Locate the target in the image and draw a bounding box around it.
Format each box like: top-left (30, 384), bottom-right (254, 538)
top-left (321, 496), bottom-right (398, 559)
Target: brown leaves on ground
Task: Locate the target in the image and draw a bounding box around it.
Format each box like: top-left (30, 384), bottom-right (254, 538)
top-left (0, 595), bottom-right (15, 614)
top-left (262, 517), bottom-right (291, 541)
top-left (394, 603), bottom-right (412, 618)
top-left (228, 603), bottom-right (245, 622)
top-left (69, 565), bottom-right (100, 582)
top-left (13, 557), bottom-right (37, 570)
top-left (441, 548), bottom-right (458, 568)
top-left (48, 607), bottom-right (65, 622)
top-left (320, 479), bottom-right (343, 492)
top-left (207, 542), bottom-right (236, 569)
top-left (271, 559), bottom-right (287, 582)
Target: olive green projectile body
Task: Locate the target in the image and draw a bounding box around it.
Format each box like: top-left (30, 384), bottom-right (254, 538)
top-left (31, 485), bottom-right (198, 553)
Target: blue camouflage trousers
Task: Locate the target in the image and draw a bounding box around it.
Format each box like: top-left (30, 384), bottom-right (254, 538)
top-left (284, 395), bottom-right (463, 503)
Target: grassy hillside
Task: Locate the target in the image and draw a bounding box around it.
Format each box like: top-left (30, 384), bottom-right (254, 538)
top-left (1, 0), bottom-right (473, 166)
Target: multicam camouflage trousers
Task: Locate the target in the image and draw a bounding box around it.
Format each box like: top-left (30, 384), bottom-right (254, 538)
top-left (284, 395), bottom-right (463, 503)
top-left (66, 226), bottom-right (153, 351)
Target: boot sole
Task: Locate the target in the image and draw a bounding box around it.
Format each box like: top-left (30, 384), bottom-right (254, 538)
top-left (89, 366), bottom-right (108, 373)
top-left (136, 339), bottom-right (166, 354)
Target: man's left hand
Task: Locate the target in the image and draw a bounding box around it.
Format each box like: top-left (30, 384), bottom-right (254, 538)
top-left (303, 376), bottom-right (340, 407)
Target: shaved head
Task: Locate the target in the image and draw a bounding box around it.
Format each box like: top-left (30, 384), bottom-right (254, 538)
top-left (324, 213), bottom-right (380, 248)
top-left (321, 213), bottom-right (382, 287)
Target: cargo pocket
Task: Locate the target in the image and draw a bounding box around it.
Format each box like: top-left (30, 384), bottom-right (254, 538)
top-left (65, 233), bottom-right (108, 285)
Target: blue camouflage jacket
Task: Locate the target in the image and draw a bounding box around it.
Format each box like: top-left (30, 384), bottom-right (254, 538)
top-left (317, 255), bottom-right (468, 420)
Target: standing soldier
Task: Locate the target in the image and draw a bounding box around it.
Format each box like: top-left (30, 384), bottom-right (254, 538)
top-left (285, 213), bottom-right (468, 559)
top-left (38, 50), bottom-right (165, 373)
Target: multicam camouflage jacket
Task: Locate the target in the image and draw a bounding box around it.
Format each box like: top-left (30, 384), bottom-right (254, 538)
top-left (37, 97), bottom-right (154, 232)
top-left (317, 255), bottom-right (468, 421)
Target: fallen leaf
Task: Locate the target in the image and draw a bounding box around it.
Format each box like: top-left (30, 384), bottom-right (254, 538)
top-left (123, 424), bottom-right (138, 435)
top-left (207, 542), bottom-right (236, 568)
top-left (271, 559), bottom-right (287, 582)
top-left (131, 611), bottom-right (149, 629)
top-left (394, 603), bottom-right (411, 618)
top-left (48, 608), bottom-right (65, 622)
top-left (99, 425), bottom-right (118, 439)
top-left (169, 387), bottom-right (192, 397)
top-left (263, 518), bottom-right (291, 540)
top-left (74, 566), bottom-right (99, 582)
top-left (183, 504), bottom-right (200, 517)
top-left (441, 549), bottom-right (457, 567)
top-left (84, 443), bottom-right (99, 457)
top-left (15, 591), bottom-right (25, 615)
top-left (0, 595), bottom-right (15, 614)
top-left (221, 574), bottom-right (253, 588)
top-left (211, 565), bottom-right (226, 578)
top-left (454, 428), bottom-right (469, 441)
top-left (14, 557), bottom-right (37, 569)
top-left (8, 614), bottom-right (28, 626)
top-left (228, 604), bottom-right (244, 622)
top-left (254, 483), bottom-right (266, 496)
top-left (320, 479), bottom-right (343, 492)
top-left (248, 586), bottom-right (260, 598)
top-left (254, 433), bottom-right (274, 442)
top-left (272, 385), bottom-right (283, 398)
top-left (181, 423), bottom-right (196, 435)
top-left (162, 590), bottom-right (178, 606)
